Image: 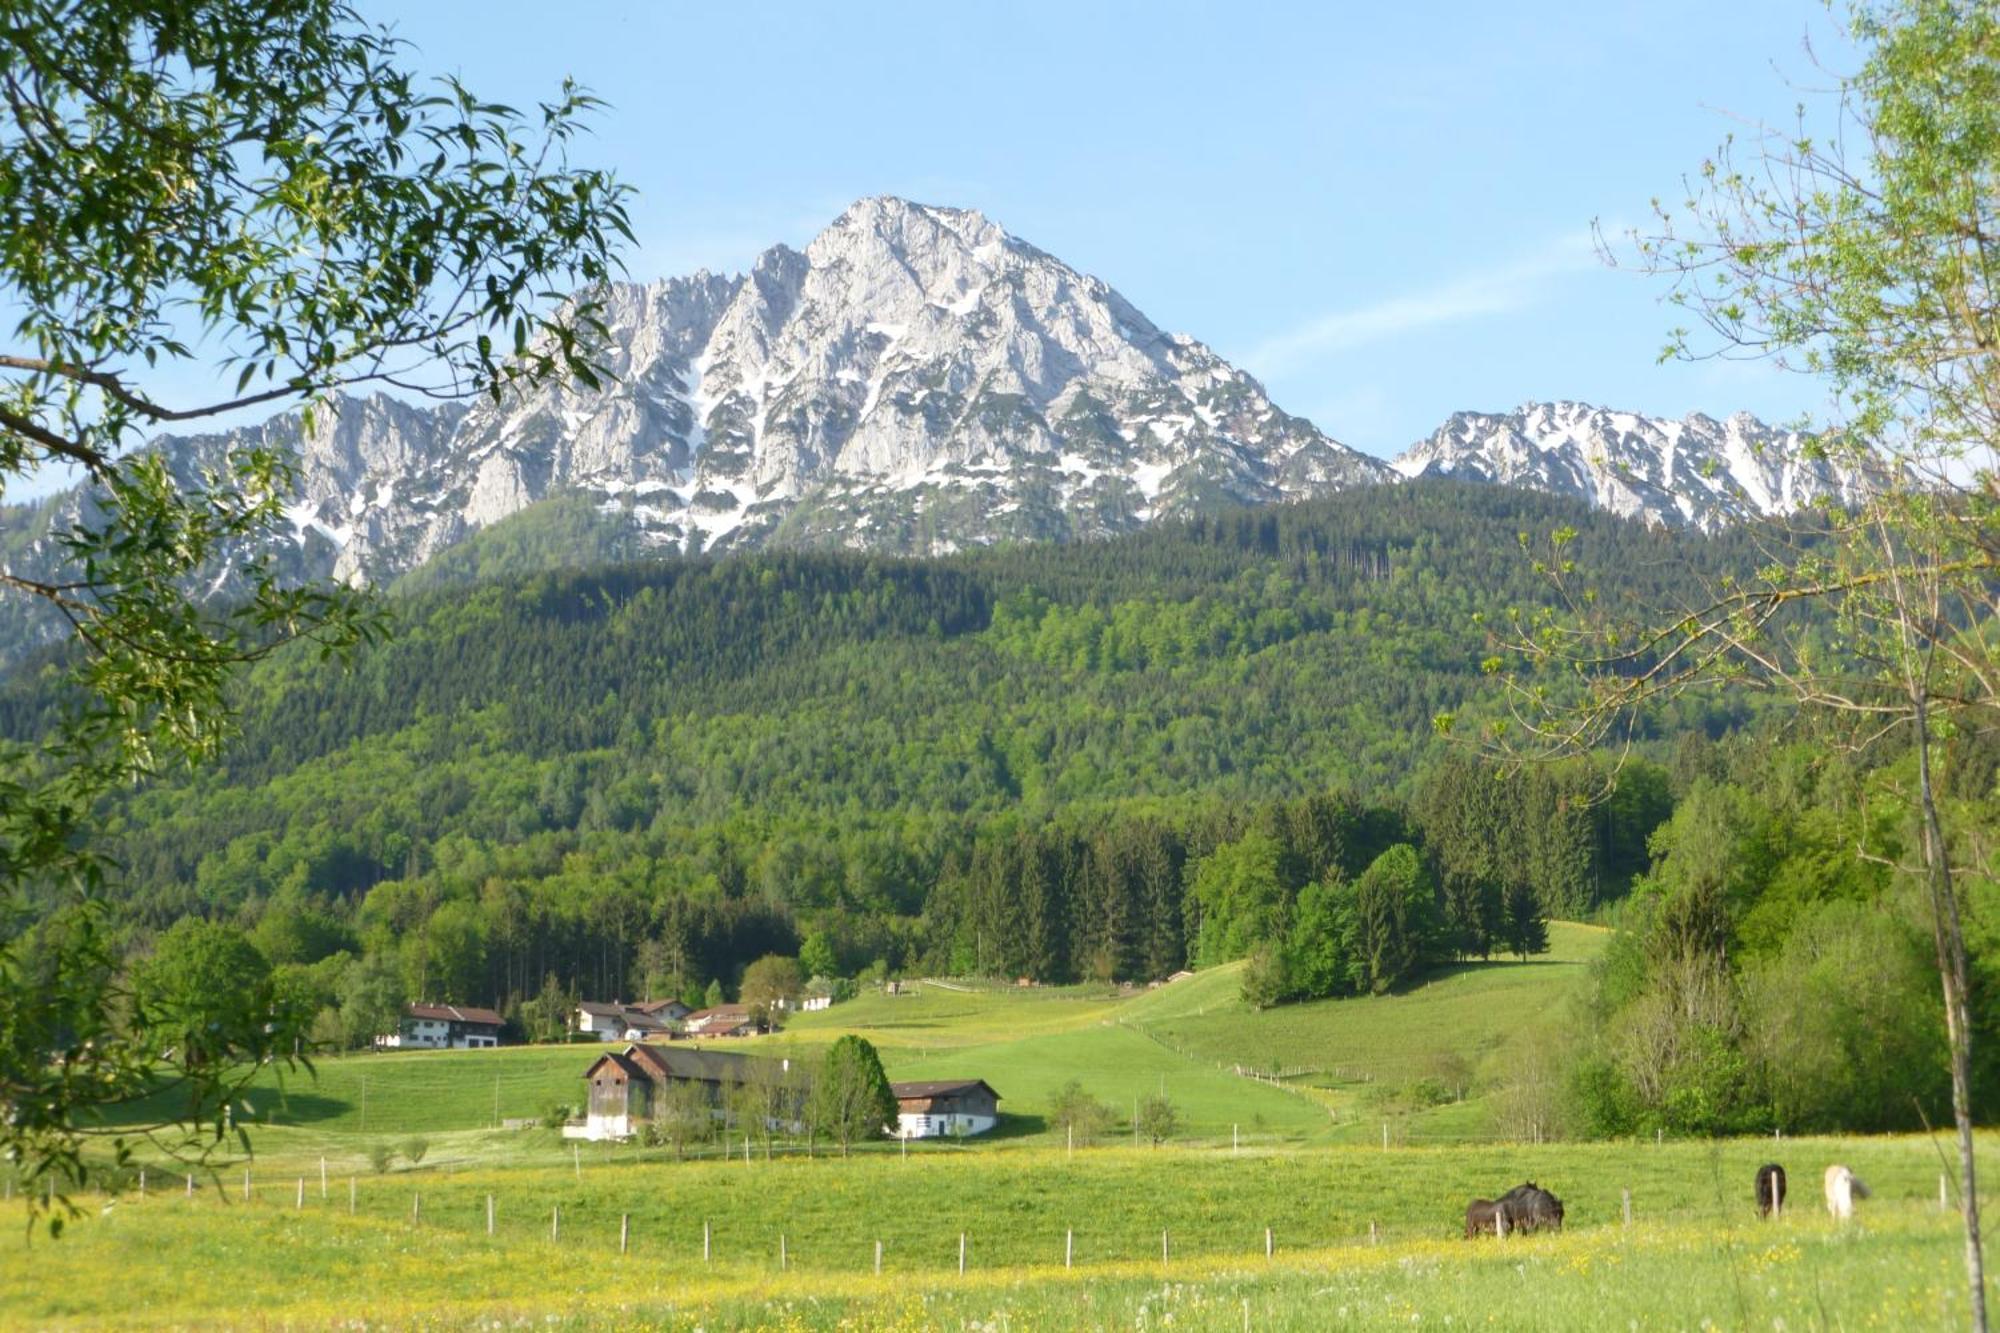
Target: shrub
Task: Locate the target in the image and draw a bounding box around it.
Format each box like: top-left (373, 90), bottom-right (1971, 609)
top-left (401, 1137), bottom-right (428, 1166)
top-left (367, 1143), bottom-right (393, 1174)
top-left (1135, 1094), bottom-right (1179, 1146)
top-left (1048, 1079), bottom-right (1113, 1146)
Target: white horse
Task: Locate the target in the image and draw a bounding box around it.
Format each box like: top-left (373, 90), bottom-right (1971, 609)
top-left (1824, 1164), bottom-right (1871, 1220)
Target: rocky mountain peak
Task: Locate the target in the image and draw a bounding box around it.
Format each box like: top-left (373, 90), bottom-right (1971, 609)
top-left (1391, 400), bottom-right (1875, 531)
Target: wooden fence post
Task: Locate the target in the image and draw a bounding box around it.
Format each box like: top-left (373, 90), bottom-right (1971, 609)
top-left (779, 1232), bottom-right (787, 1270)
top-left (1496, 1207), bottom-right (1508, 1240)
top-left (487, 1194), bottom-right (495, 1236)
top-left (185, 1174), bottom-right (193, 1199)
top-left (1622, 1189), bottom-right (1632, 1226)
top-left (875, 1239), bottom-right (883, 1274)
top-left (1369, 1220), bottom-right (1378, 1245)
top-left (621, 1213), bottom-right (629, 1254)
top-left (1065, 1228), bottom-right (1073, 1269)
top-left (138, 1168), bottom-right (145, 1199)
top-left (412, 1192), bottom-right (420, 1222)
top-left (1233, 1123), bottom-right (1239, 1155)
top-left (295, 1178), bottom-right (304, 1209)
top-left (319, 1156), bottom-right (327, 1199)
top-left (1381, 1123), bottom-right (1388, 1151)
top-left (1770, 1174), bottom-right (1782, 1219)
top-left (551, 1204), bottom-right (559, 1241)
top-left (1265, 1226), bottom-right (1273, 1260)
top-left (703, 1219), bottom-right (711, 1264)
top-left (959, 1231), bottom-right (967, 1275)
top-left (1162, 1228), bottom-right (1169, 1267)
top-left (242, 1168), bottom-right (251, 1202)
top-left (348, 1177), bottom-right (356, 1215)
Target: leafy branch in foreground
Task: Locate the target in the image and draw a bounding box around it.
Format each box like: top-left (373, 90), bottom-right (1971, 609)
top-left (0, 0), bottom-right (630, 1234)
top-left (1458, 3), bottom-right (2000, 1325)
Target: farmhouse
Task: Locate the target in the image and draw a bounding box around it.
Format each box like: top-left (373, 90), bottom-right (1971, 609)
top-left (573, 998), bottom-right (691, 1041)
top-left (681, 1003), bottom-right (762, 1038)
top-left (889, 1079), bottom-right (1001, 1139)
top-left (378, 1003), bottom-right (504, 1050)
top-left (566, 1043), bottom-right (795, 1141)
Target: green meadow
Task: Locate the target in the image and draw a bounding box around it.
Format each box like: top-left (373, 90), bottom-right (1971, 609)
top-left (125, 922), bottom-right (1607, 1153)
top-left (2, 1134), bottom-right (1988, 1329)
top-left (15, 926), bottom-right (1990, 1328)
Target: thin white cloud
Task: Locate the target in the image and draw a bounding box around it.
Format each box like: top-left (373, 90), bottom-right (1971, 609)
top-left (1246, 231), bottom-right (1602, 377)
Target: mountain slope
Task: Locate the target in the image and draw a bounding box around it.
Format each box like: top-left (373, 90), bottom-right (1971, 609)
top-left (1390, 400), bottom-right (1876, 532)
top-left (68, 198), bottom-right (1388, 590)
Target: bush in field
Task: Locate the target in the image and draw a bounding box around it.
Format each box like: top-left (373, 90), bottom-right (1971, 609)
top-left (1135, 1094), bottom-right (1179, 1147)
top-left (541, 1103), bottom-right (574, 1131)
top-left (1049, 1079), bottom-right (1113, 1146)
top-left (367, 1143), bottom-right (393, 1174)
top-left (402, 1137), bottom-right (428, 1166)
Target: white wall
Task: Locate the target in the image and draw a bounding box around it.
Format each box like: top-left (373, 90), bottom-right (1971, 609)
top-left (894, 1111), bottom-right (997, 1140)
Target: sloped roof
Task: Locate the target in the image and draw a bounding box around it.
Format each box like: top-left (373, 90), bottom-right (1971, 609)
top-left (891, 1079), bottom-right (1000, 1102)
top-left (582, 1049), bottom-right (650, 1082)
top-left (406, 1003), bottom-right (504, 1026)
top-left (588, 1043), bottom-right (776, 1085)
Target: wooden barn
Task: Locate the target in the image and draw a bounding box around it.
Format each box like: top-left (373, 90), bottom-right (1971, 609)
top-left (568, 1043), bottom-right (789, 1141)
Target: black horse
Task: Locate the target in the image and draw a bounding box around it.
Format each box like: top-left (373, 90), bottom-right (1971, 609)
top-left (1755, 1163), bottom-right (1787, 1217)
top-left (1497, 1181), bottom-right (1565, 1232)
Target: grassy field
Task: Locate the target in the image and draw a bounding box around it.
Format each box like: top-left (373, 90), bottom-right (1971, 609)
top-left (17, 934), bottom-right (1995, 1327)
top-left (3, 1132), bottom-right (1988, 1328)
top-left (158, 922), bottom-right (1607, 1153)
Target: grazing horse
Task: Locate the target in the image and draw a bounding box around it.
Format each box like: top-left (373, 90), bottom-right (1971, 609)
top-left (1824, 1165), bottom-right (1870, 1221)
top-left (1755, 1163), bottom-right (1787, 1217)
top-left (1464, 1198), bottom-right (1506, 1238)
top-left (1498, 1181), bottom-right (1565, 1232)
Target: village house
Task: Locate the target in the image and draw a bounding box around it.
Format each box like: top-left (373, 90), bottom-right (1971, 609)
top-left (573, 998), bottom-right (692, 1041)
top-left (680, 1003), bottom-right (762, 1038)
top-left (566, 1043), bottom-right (797, 1141)
top-left (889, 1079), bottom-right (1002, 1139)
top-left (377, 1003), bottom-right (504, 1050)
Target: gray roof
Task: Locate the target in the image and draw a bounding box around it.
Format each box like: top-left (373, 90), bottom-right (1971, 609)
top-left (585, 1043), bottom-right (782, 1085)
top-left (891, 1079), bottom-right (1000, 1102)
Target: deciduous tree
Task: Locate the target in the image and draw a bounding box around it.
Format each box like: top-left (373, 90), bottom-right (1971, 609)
top-left (0, 0), bottom-right (629, 1230)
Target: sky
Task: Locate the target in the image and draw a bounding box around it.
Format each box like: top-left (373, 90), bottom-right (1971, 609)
top-left (13, 1), bottom-right (1862, 498)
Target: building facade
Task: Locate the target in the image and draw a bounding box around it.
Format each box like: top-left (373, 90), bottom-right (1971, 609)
top-left (889, 1079), bottom-right (1001, 1139)
top-left (378, 1003), bottom-right (504, 1050)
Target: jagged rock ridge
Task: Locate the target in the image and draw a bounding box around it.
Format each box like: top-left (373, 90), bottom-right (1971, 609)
top-left (105, 197), bottom-right (1389, 585)
top-left (1390, 401), bottom-right (1877, 533)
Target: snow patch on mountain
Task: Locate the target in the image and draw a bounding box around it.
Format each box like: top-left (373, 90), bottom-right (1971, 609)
top-left (1390, 400), bottom-right (1877, 531)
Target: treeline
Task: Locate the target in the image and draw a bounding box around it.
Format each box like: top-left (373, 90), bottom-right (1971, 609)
top-left (0, 480), bottom-right (1754, 1045)
top-left (1548, 729), bottom-right (2000, 1135)
top-left (88, 757), bottom-right (1676, 1054)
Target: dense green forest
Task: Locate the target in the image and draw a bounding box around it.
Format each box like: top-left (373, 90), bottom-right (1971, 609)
top-left (0, 486), bottom-right (1816, 1005)
top-left (5, 477), bottom-right (1994, 1130)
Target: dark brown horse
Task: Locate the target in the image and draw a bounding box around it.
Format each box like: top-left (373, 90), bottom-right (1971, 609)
top-left (1755, 1163), bottom-right (1787, 1217)
top-left (1464, 1198), bottom-right (1506, 1237)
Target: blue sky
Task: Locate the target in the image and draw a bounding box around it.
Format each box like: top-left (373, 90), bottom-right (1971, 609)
top-left (349, 0), bottom-right (1852, 459)
top-left (18, 1), bottom-right (1861, 499)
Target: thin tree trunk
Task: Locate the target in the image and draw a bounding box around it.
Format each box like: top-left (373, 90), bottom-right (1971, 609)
top-left (1914, 692), bottom-right (1987, 1333)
